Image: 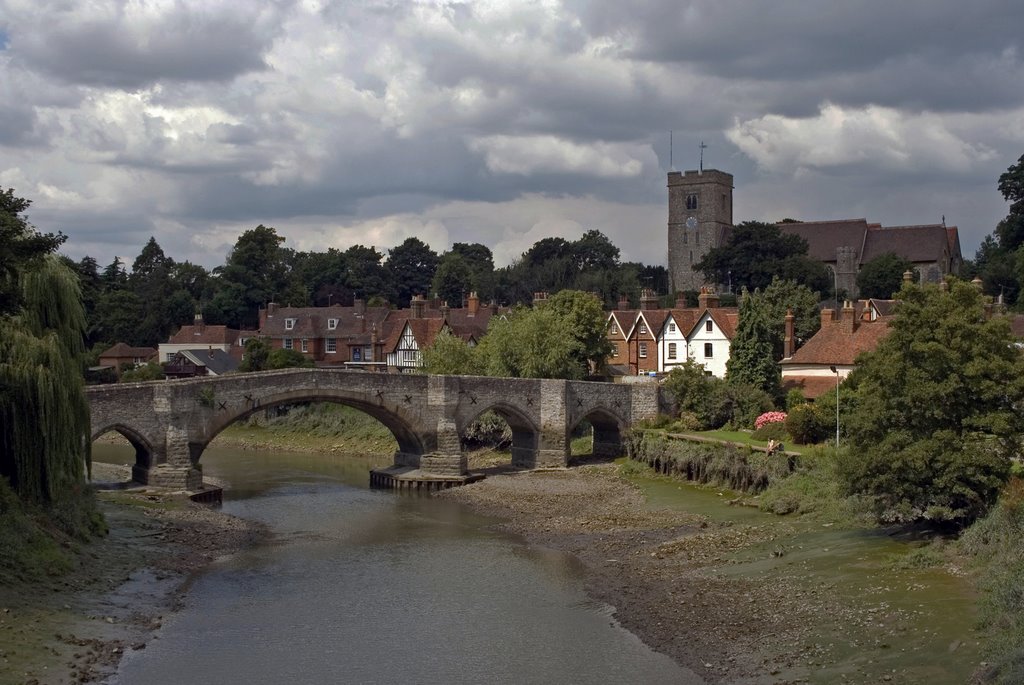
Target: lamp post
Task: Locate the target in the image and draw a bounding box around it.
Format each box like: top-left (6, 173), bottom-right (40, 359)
top-left (327, 293), bottom-right (333, 307)
top-left (829, 365), bottom-right (840, 449)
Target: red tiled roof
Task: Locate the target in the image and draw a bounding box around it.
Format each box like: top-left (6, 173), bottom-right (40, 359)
top-left (783, 317), bottom-right (891, 366)
top-left (168, 324), bottom-right (240, 345)
top-left (99, 342), bottom-right (157, 359)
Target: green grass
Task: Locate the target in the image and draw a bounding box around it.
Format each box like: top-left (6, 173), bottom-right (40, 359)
top-left (670, 429), bottom-right (814, 456)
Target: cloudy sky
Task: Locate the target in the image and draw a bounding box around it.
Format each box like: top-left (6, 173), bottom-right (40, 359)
top-left (2, 1), bottom-right (1022, 271)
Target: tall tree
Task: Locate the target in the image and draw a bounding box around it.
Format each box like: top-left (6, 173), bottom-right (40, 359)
top-left (0, 188), bottom-right (65, 316)
top-left (0, 189), bottom-right (91, 503)
top-left (856, 252), bottom-right (914, 299)
top-left (343, 245), bottom-right (391, 302)
top-left (386, 237), bottom-right (439, 307)
top-left (696, 221), bottom-right (829, 293)
top-left (208, 225), bottom-right (291, 328)
top-left (725, 289), bottom-right (781, 398)
top-left (840, 279), bottom-right (1024, 526)
top-left (758, 277), bottom-right (822, 358)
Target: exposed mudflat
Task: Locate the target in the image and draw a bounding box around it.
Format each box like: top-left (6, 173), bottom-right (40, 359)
top-left (438, 462), bottom-right (975, 684)
top-left (0, 467), bottom-right (267, 685)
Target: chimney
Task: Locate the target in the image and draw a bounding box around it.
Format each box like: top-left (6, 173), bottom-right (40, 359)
top-left (411, 295), bottom-right (425, 319)
top-left (532, 291), bottom-right (548, 306)
top-left (354, 298), bottom-right (366, 316)
top-left (467, 291), bottom-right (479, 317)
top-left (972, 276), bottom-right (984, 291)
top-left (675, 291), bottom-right (687, 309)
top-left (618, 294), bottom-right (630, 310)
top-left (697, 287), bottom-right (719, 310)
top-left (267, 302), bottom-right (278, 317)
top-left (441, 301), bottom-right (451, 319)
top-left (490, 300), bottom-right (498, 315)
top-left (208, 345), bottom-right (214, 359)
top-left (860, 299), bottom-right (871, 321)
top-left (840, 299), bottom-right (857, 334)
top-left (783, 308), bottom-right (795, 359)
top-left (639, 288), bottom-right (658, 311)
top-left (194, 312), bottom-right (205, 333)
top-left (903, 270), bottom-right (914, 285)
top-left (820, 307), bottom-right (836, 328)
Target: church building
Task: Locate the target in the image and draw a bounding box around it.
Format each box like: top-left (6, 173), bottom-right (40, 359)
top-left (667, 169), bottom-right (963, 297)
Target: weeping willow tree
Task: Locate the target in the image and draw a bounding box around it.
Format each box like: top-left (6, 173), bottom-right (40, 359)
top-left (0, 194), bottom-right (90, 503)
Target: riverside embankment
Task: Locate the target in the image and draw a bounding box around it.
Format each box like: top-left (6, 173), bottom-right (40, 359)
top-left (9, 408), bottom-right (986, 684)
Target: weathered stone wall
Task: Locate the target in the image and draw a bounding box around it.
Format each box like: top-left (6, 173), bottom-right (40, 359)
top-left (87, 370), bottom-right (653, 486)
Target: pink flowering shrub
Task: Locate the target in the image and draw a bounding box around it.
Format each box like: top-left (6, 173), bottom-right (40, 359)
top-left (754, 411), bottom-right (788, 430)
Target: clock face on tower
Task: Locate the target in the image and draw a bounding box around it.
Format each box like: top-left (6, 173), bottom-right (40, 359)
top-left (685, 216), bottom-right (697, 229)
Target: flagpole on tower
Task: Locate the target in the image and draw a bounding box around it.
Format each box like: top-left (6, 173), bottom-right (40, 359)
top-left (699, 141), bottom-right (708, 172)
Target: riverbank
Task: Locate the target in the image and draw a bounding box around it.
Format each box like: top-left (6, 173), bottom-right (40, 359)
top-left (0, 464), bottom-right (267, 685)
top-left (439, 458), bottom-right (984, 684)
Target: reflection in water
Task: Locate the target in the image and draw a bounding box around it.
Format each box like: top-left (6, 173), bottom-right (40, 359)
top-left (94, 444), bottom-right (699, 685)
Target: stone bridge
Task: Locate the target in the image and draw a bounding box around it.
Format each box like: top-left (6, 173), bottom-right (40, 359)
top-left (86, 369), bottom-right (662, 489)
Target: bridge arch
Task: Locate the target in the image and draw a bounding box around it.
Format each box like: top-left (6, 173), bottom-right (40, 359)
top-left (90, 423), bottom-right (156, 476)
top-left (459, 401), bottom-right (540, 469)
top-left (197, 388), bottom-right (431, 468)
top-left (570, 406), bottom-right (627, 459)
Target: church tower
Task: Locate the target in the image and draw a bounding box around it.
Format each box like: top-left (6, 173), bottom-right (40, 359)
top-left (667, 169), bottom-right (733, 294)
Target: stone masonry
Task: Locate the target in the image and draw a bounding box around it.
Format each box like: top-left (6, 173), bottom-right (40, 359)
top-left (86, 369), bottom-right (662, 489)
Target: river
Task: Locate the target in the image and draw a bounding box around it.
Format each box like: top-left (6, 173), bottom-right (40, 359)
top-left (93, 442), bottom-right (701, 685)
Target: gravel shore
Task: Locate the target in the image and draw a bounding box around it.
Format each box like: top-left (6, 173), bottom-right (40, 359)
top-left (438, 462), bottom-right (908, 685)
top-left (0, 473), bottom-right (267, 685)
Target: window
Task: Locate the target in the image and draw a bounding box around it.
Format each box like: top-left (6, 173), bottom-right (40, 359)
top-left (668, 322), bottom-right (676, 333)
top-left (612, 346), bottom-right (619, 357)
top-left (363, 346), bottom-right (371, 361)
top-left (695, 231), bottom-right (700, 245)
top-left (610, 324), bottom-right (618, 335)
top-left (402, 350), bottom-right (417, 363)
top-left (683, 231), bottom-right (687, 244)
top-left (301, 339), bottom-right (308, 353)
top-left (238, 338), bottom-right (247, 347)
top-left (639, 323), bottom-right (647, 334)
top-left (685, 194), bottom-right (698, 210)
top-left (706, 320), bottom-right (713, 332)
top-left (283, 338), bottom-right (293, 350)
top-left (165, 352), bottom-right (175, 362)
top-left (326, 338), bottom-right (337, 353)
top-left (285, 318), bottom-right (295, 331)
top-left (352, 348), bottom-right (361, 361)
top-left (704, 342), bottom-right (713, 358)
top-left (328, 318), bottom-right (337, 330)
top-left (639, 342), bottom-right (648, 358)
top-left (721, 194), bottom-right (727, 211)
top-left (668, 342), bottom-right (677, 359)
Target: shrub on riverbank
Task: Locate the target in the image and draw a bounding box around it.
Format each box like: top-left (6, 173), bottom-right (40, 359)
top-left (959, 478), bottom-right (1024, 683)
top-left (0, 478), bottom-right (106, 583)
top-left (625, 430), bottom-right (793, 493)
top-left (758, 449), bottom-right (868, 524)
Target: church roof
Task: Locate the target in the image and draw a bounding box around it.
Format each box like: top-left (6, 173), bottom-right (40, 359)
top-left (777, 219), bottom-right (871, 263)
top-left (862, 224), bottom-right (952, 264)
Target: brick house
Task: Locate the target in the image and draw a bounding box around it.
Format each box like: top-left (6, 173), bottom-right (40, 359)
top-left (158, 314), bottom-right (245, 364)
top-left (97, 342), bottom-right (157, 378)
top-left (780, 300), bottom-right (892, 399)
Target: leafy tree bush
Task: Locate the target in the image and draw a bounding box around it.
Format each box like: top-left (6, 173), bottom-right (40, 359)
top-left (420, 328), bottom-right (482, 375)
top-left (267, 348), bottom-right (315, 369)
top-left (663, 362), bottom-right (773, 430)
top-left (785, 404), bottom-right (829, 445)
top-left (751, 422), bottom-right (789, 442)
top-left (839, 279), bottom-right (1024, 526)
top-left (727, 289), bottom-right (781, 398)
top-left (785, 388), bottom-right (807, 410)
top-left (121, 361), bottom-right (165, 382)
top-left (856, 252), bottom-right (914, 299)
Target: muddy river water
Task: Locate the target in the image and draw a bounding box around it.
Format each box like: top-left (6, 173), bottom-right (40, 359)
top-left (95, 444), bottom-right (700, 685)
top-left (93, 442), bottom-right (983, 684)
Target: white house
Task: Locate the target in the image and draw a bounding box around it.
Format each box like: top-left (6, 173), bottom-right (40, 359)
top-left (657, 310), bottom-right (698, 373)
top-left (682, 309), bottom-right (737, 378)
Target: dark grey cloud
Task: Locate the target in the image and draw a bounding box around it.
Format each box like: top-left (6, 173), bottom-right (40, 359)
top-left (2, 1), bottom-right (288, 89)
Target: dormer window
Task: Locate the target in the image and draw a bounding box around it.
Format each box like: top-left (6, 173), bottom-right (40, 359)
top-left (285, 318), bottom-right (296, 331)
top-left (610, 324), bottom-right (618, 335)
top-left (639, 323), bottom-right (647, 334)
top-left (705, 320), bottom-right (713, 332)
top-left (668, 322), bottom-right (676, 333)
top-left (328, 318), bottom-right (338, 330)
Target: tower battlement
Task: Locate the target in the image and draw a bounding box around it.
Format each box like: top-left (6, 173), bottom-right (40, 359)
top-left (667, 168), bottom-right (734, 293)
